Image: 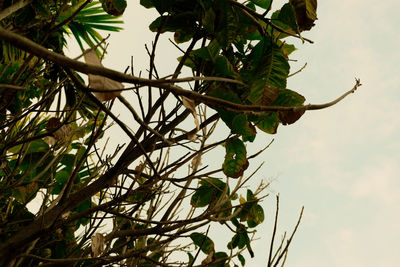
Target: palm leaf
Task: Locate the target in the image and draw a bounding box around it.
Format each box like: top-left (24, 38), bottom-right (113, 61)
top-left (59, 1), bottom-right (123, 52)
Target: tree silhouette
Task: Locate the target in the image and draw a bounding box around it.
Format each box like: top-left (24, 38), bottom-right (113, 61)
top-left (0, 0), bottom-right (360, 266)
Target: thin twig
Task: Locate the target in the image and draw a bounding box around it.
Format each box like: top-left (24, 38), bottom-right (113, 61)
top-left (117, 95), bottom-right (172, 145)
top-left (0, 84), bottom-right (25, 90)
top-left (273, 206), bottom-right (304, 267)
top-left (307, 78), bottom-right (362, 110)
top-left (268, 195), bottom-right (280, 267)
top-left (288, 63), bottom-right (307, 77)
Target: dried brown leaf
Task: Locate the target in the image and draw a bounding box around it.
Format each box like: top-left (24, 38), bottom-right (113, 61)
top-left (182, 96), bottom-right (200, 136)
top-left (278, 109), bottom-right (305, 125)
top-left (91, 233), bottom-right (105, 257)
top-left (45, 117), bottom-right (72, 144)
top-left (201, 249), bottom-right (215, 265)
top-left (260, 86), bottom-right (279, 106)
top-left (83, 49), bottom-right (123, 101)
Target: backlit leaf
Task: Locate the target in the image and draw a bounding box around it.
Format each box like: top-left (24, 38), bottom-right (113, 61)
top-left (289, 0), bottom-right (318, 31)
top-left (250, 112), bottom-right (280, 134)
top-left (247, 204), bottom-right (264, 227)
top-left (241, 38), bottom-right (290, 105)
top-left (191, 178), bottom-right (227, 207)
top-left (190, 232), bottom-right (214, 254)
top-left (222, 138), bottom-right (249, 178)
top-left (277, 3), bottom-right (300, 35)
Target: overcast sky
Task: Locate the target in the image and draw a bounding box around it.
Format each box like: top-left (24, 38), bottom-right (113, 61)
top-left (66, 0), bottom-right (400, 266)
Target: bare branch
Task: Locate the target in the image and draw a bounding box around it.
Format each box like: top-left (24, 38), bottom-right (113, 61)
top-left (268, 195), bottom-right (280, 267)
top-left (0, 0), bottom-right (33, 21)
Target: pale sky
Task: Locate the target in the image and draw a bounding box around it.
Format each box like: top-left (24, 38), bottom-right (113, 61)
top-left (65, 0), bottom-right (400, 266)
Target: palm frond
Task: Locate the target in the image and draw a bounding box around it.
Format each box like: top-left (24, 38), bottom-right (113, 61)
top-left (59, 1), bottom-right (123, 52)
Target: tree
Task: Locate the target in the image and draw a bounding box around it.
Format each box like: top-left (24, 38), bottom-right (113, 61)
top-left (0, 0), bottom-right (360, 266)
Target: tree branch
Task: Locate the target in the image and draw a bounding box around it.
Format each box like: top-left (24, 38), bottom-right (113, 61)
top-left (0, 26), bottom-right (240, 87)
top-left (0, 26), bottom-right (361, 115)
top-left (268, 195), bottom-right (280, 267)
top-left (0, 0), bottom-right (33, 21)
top-left (0, 83), bottom-right (25, 90)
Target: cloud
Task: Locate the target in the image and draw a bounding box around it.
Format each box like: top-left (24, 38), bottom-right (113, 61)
top-left (351, 157), bottom-right (400, 204)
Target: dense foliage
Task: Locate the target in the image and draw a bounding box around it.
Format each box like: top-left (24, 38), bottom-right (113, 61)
top-left (0, 0), bottom-right (359, 266)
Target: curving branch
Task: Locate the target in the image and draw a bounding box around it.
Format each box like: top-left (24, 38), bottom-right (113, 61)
top-left (0, 0), bottom-right (33, 21)
top-left (0, 26), bottom-right (241, 87)
top-left (159, 78), bottom-right (362, 114)
top-left (0, 26), bottom-right (361, 115)
top-left (0, 83), bottom-right (25, 90)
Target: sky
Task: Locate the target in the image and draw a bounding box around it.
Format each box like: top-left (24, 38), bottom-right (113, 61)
top-left (65, 0), bottom-right (400, 266)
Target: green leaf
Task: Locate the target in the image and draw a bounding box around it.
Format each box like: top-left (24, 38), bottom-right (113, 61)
top-left (149, 13), bottom-right (196, 36)
top-left (222, 138), bottom-right (249, 178)
top-left (61, 154), bottom-right (76, 171)
top-left (250, 112), bottom-right (279, 134)
top-left (246, 189), bottom-right (256, 201)
top-left (202, 7), bottom-right (216, 34)
top-left (214, 56), bottom-right (239, 79)
top-left (140, 0), bottom-right (154, 8)
top-left (191, 178), bottom-right (227, 207)
top-left (214, 0), bottom-right (239, 48)
top-left (207, 85), bottom-right (255, 140)
top-left (235, 224), bottom-right (254, 257)
top-left (8, 139), bottom-right (49, 155)
top-left (217, 200), bottom-right (233, 219)
top-left (249, 89), bottom-right (305, 133)
top-left (282, 43), bottom-right (297, 57)
top-left (247, 204), bottom-right (265, 227)
top-left (152, 0), bottom-right (175, 14)
top-left (13, 182), bottom-right (38, 203)
top-left (289, 0), bottom-right (318, 31)
top-left (59, 2), bottom-right (123, 52)
top-left (250, 0), bottom-right (272, 9)
top-left (190, 232), bottom-right (214, 254)
top-left (241, 38), bottom-right (290, 105)
top-left (192, 40), bottom-right (221, 62)
top-left (100, 0), bottom-right (127, 16)
top-left (231, 114), bottom-right (256, 141)
top-left (174, 30), bottom-right (193, 43)
top-left (238, 254), bottom-right (246, 266)
top-left (187, 252), bottom-right (194, 265)
top-left (55, 169), bottom-right (69, 184)
top-left (76, 199), bottom-right (91, 213)
top-left (191, 189), bottom-right (215, 207)
top-left (278, 3), bottom-right (300, 35)
top-left (272, 89), bottom-right (306, 125)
